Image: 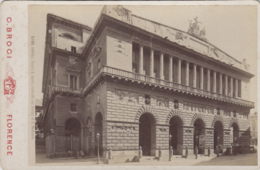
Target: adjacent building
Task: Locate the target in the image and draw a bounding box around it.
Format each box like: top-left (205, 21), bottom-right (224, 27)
top-left (41, 6), bottom-right (255, 161)
top-left (250, 112), bottom-right (258, 146)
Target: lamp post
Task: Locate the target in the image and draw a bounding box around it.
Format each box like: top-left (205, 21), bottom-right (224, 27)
top-left (50, 129), bottom-right (55, 158)
top-left (169, 134), bottom-right (172, 149)
top-left (169, 134), bottom-right (172, 161)
top-left (96, 133), bottom-right (100, 164)
top-left (195, 134), bottom-right (199, 159)
top-left (217, 136), bottom-right (220, 157)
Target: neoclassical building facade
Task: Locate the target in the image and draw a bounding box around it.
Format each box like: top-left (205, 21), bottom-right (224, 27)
top-left (41, 6), bottom-right (254, 162)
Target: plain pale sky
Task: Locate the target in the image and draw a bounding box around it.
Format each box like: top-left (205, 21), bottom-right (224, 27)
top-left (29, 5), bottom-right (258, 111)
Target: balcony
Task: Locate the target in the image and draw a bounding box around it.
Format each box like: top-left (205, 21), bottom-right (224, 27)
top-left (47, 85), bottom-right (82, 99)
top-left (82, 66), bottom-right (254, 108)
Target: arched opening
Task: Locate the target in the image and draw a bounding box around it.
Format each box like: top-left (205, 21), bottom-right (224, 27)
top-left (65, 118), bottom-right (81, 151)
top-left (139, 113), bottom-right (156, 156)
top-left (193, 119), bottom-right (205, 154)
top-left (231, 123), bottom-right (239, 144)
top-left (169, 116), bottom-right (183, 155)
top-left (214, 121), bottom-right (224, 153)
top-left (94, 112), bottom-right (103, 156)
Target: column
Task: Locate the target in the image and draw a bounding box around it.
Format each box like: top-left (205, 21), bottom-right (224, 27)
top-left (200, 67), bottom-right (204, 90)
top-left (186, 61), bottom-right (189, 86)
top-left (160, 52), bottom-right (164, 80)
top-left (178, 59), bottom-right (182, 84)
top-left (207, 69), bottom-right (210, 91)
top-left (193, 64), bottom-right (197, 88)
top-left (235, 79), bottom-right (238, 97)
top-left (230, 77), bottom-right (233, 97)
top-left (225, 75), bottom-right (228, 95)
top-left (213, 71), bottom-right (217, 93)
top-left (219, 73), bottom-right (222, 94)
top-left (139, 45), bottom-right (143, 74)
top-left (150, 49), bottom-right (154, 77)
top-left (169, 56), bottom-right (173, 82)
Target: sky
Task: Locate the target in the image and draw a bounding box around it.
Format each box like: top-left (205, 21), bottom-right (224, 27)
top-left (29, 5), bottom-right (258, 112)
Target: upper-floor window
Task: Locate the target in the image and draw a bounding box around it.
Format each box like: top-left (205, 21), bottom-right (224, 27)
top-left (71, 46), bottom-right (76, 53)
top-left (217, 107), bottom-right (220, 115)
top-left (70, 103), bottom-right (77, 112)
top-left (145, 95), bottom-right (151, 105)
top-left (97, 59), bottom-right (101, 70)
top-left (67, 67), bottom-right (80, 89)
top-left (174, 100), bottom-right (179, 109)
top-left (233, 110), bottom-right (237, 117)
top-left (70, 75), bottom-right (78, 89)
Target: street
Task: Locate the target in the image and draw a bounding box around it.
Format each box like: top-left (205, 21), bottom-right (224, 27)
top-left (35, 153), bottom-right (257, 166)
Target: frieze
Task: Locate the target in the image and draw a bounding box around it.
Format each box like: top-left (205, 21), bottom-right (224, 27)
top-left (111, 125), bottom-right (136, 131)
top-left (156, 97), bottom-right (169, 108)
top-left (183, 101), bottom-right (213, 114)
top-left (207, 131), bottom-right (213, 134)
top-left (114, 89), bottom-right (139, 104)
top-left (224, 132), bottom-right (230, 135)
top-left (159, 128), bottom-right (167, 132)
top-left (175, 31), bottom-right (187, 40)
top-left (185, 130), bottom-right (192, 133)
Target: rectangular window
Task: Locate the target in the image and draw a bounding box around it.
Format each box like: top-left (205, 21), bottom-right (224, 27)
top-left (70, 103), bottom-right (77, 112)
top-left (71, 46), bottom-right (76, 53)
top-left (70, 75), bottom-right (77, 89)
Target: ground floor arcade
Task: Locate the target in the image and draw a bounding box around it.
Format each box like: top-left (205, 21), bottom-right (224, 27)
top-left (46, 110), bottom-right (250, 162)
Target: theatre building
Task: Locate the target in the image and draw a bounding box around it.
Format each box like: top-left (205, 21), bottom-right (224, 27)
top-left (41, 6), bottom-right (254, 162)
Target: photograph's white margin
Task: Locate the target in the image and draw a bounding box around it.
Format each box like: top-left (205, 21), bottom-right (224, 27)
top-left (0, 1), bottom-right (259, 170)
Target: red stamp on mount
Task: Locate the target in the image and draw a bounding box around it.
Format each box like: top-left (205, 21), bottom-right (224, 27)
top-left (4, 76), bottom-right (16, 95)
top-left (4, 64), bottom-right (16, 107)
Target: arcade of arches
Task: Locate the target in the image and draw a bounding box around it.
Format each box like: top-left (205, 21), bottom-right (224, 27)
top-left (137, 113), bottom-right (242, 157)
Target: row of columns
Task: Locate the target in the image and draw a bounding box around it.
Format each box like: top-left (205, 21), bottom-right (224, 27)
top-left (137, 45), bottom-right (240, 97)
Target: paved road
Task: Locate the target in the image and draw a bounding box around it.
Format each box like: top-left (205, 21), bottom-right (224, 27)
top-left (195, 153), bottom-right (257, 166)
top-left (35, 153), bottom-right (257, 166)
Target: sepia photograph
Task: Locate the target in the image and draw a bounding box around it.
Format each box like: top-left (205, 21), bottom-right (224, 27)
top-left (29, 4), bottom-right (258, 166)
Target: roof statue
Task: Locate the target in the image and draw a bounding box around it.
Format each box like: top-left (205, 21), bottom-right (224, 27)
top-left (188, 17), bottom-right (207, 41)
top-left (242, 58), bottom-right (250, 71)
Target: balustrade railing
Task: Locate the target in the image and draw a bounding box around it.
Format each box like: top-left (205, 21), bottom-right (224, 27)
top-left (83, 66), bottom-right (253, 107)
top-left (49, 85), bottom-right (82, 96)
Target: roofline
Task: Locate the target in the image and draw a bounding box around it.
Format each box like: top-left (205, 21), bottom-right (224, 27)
top-left (47, 13), bottom-right (92, 31)
top-left (82, 14), bottom-right (254, 79)
top-left (131, 14), bottom-right (242, 64)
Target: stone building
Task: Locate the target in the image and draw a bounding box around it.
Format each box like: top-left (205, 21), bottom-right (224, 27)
top-left (41, 6), bottom-right (254, 161)
top-left (250, 112), bottom-right (257, 146)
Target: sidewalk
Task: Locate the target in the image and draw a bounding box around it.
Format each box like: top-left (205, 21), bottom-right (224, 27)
top-left (35, 152), bottom-right (257, 166)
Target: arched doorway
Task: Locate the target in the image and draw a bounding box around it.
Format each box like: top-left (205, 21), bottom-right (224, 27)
top-left (169, 116), bottom-right (183, 155)
top-left (193, 119), bottom-right (205, 154)
top-left (231, 123), bottom-right (239, 144)
top-left (214, 121), bottom-right (223, 153)
top-left (94, 112), bottom-right (103, 156)
top-left (139, 113), bottom-right (156, 156)
top-left (65, 118), bottom-right (81, 151)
